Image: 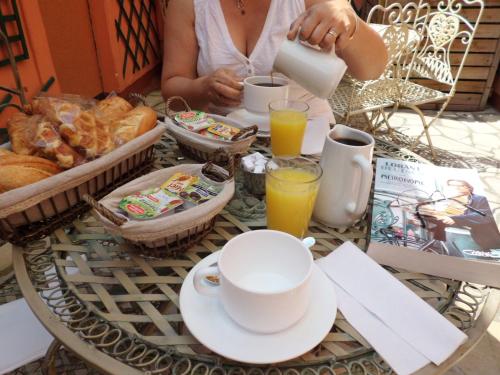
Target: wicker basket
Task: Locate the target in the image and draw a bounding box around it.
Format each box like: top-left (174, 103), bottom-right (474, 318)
top-left (84, 161), bottom-right (234, 257)
top-left (0, 125), bottom-right (165, 245)
top-left (164, 97), bottom-right (257, 163)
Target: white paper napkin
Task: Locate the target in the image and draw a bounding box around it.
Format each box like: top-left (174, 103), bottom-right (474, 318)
top-left (332, 282), bottom-right (429, 375)
top-left (0, 299), bottom-right (53, 374)
top-left (301, 117), bottom-right (330, 156)
top-left (316, 242), bottom-right (467, 372)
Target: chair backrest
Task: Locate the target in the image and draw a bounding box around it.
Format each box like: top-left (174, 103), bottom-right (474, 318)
top-left (367, 1), bottom-right (431, 79)
top-left (411, 0), bottom-right (484, 89)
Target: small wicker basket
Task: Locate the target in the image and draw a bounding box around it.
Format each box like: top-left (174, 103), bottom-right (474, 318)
top-left (164, 96), bottom-right (257, 163)
top-left (84, 161), bottom-right (234, 258)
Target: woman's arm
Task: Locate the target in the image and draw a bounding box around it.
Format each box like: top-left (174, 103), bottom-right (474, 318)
top-left (288, 0), bottom-right (388, 81)
top-left (161, 0), bottom-right (242, 109)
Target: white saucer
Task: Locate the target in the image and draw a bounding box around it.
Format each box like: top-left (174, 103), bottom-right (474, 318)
top-left (227, 108), bottom-right (270, 137)
top-left (179, 251), bottom-right (337, 364)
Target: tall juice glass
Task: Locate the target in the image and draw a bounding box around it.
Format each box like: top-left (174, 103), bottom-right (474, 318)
top-left (269, 100), bottom-right (309, 156)
top-left (266, 157), bottom-right (322, 238)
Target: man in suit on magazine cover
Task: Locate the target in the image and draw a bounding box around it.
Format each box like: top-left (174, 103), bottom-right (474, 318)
top-left (419, 179), bottom-right (500, 257)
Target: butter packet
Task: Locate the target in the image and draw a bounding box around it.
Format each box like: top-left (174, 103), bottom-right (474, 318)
top-left (179, 177), bottom-right (222, 205)
top-left (174, 111), bottom-right (215, 132)
top-left (204, 122), bottom-right (240, 140)
top-left (119, 188), bottom-right (184, 220)
top-left (161, 172), bottom-right (198, 194)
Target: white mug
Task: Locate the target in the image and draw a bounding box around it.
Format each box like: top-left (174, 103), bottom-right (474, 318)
top-left (243, 76), bottom-right (289, 114)
top-left (273, 38), bottom-right (347, 99)
top-left (194, 230), bottom-right (315, 334)
top-left (313, 125), bottom-right (374, 227)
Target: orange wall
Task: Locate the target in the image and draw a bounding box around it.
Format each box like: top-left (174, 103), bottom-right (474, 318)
top-left (0, 0), bottom-right (60, 128)
top-left (38, 0), bottom-right (103, 97)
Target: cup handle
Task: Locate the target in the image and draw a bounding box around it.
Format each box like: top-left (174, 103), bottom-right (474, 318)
top-left (302, 237), bottom-right (316, 249)
top-left (347, 154), bottom-right (373, 217)
top-left (193, 266), bottom-right (220, 296)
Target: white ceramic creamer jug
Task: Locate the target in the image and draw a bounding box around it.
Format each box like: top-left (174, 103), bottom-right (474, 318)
top-left (273, 37), bottom-right (347, 99)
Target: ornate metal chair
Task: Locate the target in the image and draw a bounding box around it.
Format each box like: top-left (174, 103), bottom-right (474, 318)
top-left (330, 1), bottom-right (430, 132)
top-left (396, 0), bottom-right (484, 158)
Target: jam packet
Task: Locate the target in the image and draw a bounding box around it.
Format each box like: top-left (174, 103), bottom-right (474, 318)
top-left (161, 172), bottom-right (198, 195)
top-left (179, 177), bottom-right (222, 205)
top-left (199, 122), bottom-right (240, 140)
top-left (174, 111), bottom-right (215, 132)
top-left (119, 188), bottom-right (184, 220)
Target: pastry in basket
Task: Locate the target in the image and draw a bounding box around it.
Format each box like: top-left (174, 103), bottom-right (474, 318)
top-left (0, 153), bottom-right (61, 193)
top-left (95, 123), bottom-right (115, 156)
top-left (30, 96), bottom-right (84, 124)
top-left (112, 106), bottom-right (157, 146)
top-left (0, 153), bottom-right (62, 174)
top-left (96, 96), bottom-right (133, 122)
top-left (93, 96), bottom-right (133, 155)
top-left (0, 166), bottom-right (54, 193)
top-left (6, 112), bottom-right (38, 155)
top-left (35, 119), bottom-right (84, 169)
top-left (59, 110), bottom-right (98, 158)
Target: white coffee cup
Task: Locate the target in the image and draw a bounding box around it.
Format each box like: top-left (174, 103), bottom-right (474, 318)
top-left (194, 230), bottom-right (315, 334)
top-left (273, 38), bottom-right (347, 99)
top-left (243, 76), bottom-right (289, 114)
top-left (313, 125), bottom-right (374, 227)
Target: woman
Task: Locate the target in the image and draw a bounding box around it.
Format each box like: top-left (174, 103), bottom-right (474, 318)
top-left (161, 0), bottom-right (387, 120)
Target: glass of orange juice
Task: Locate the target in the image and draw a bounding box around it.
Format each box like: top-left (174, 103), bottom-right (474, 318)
top-left (269, 100), bottom-right (309, 156)
top-left (266, 157), bottom-right (322, 238)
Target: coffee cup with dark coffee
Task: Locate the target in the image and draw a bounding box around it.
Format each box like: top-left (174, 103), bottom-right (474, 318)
top-left (243, 75), bottom-right (289, 114)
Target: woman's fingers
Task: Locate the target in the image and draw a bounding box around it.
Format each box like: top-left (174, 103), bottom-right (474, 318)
top-left (213, 81), bottom-right (242, 101)
top-left (289, 1), bottom-right (356, 51)
top-left (309, 21), bottom-right (334, 47)
top-left (217, 69), bottom-right (244, 91)
top-left (298, 11), bottom-right (320, 41)
top-left (206, 68), bottom-right (243, 107)
top-left (287, 13), bottom-right (306, 40)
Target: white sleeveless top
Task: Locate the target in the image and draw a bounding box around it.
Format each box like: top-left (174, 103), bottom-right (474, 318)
top-left (194, 0), bottom-right (334, 121)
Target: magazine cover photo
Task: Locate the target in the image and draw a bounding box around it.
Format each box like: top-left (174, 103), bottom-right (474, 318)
top-left (370, 159), bottom-right (500, 261)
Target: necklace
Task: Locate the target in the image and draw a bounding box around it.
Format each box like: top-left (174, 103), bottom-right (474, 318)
top-left (236, 0), bottom-right (246, 15)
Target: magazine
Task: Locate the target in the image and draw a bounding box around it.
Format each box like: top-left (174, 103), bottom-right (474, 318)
top-left (367, 158), bottom-right (500, 287)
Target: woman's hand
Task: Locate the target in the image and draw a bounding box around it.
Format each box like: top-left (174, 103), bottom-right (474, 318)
top-left (203, 68), bottom-right (243, 107)
top-left (287, 0), bottom-right (357, 51)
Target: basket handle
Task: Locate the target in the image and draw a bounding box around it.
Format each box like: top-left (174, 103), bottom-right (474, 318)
top-left (231, 124), bottom-right (258, 141)
top-left (128, 93), bottom-right (147, 106)
top-left (209, 148), bottom-right (235, 179)
top-left (83, 194), bottom-right (127, 227)
top-left (165, 96), bottom-right (192, 119)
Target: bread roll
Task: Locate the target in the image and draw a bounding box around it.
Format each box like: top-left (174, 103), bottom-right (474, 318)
top-left (112, 106), bottom-right (157, 146)
top-left (96, 96), bottom-right (133, 123)
top-left (0, 154), bottom-right (62, 174)
top-left (0, 166), bottom-right (54, 193)
top-left (6, 113), bottom-right (38, 155)
top-left (0, 149), bottom-right (14, 156)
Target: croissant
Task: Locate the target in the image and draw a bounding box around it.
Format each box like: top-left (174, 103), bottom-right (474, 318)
top-left (59, 111), bottom-right (98, 158)
top-left (35, 119), bottom-right (84, 169)
top-left (6, 112), bottom-right (38, 155)
top-left (112, 106), bottom-right (157, 146)
top-left (30, 96), bottom-right (83, 124)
